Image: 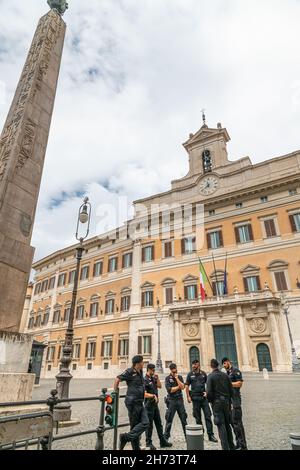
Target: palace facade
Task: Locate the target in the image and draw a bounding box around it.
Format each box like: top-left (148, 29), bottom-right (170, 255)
top-left (23, 122), bottom-right (300, 377)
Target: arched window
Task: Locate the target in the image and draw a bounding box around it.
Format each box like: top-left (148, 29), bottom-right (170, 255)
top-left (189, 346), bottom-right (200, 369)
top-left (257, 343), bottom-right (273, 372)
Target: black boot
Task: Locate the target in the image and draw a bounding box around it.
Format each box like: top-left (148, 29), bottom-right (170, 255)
top-left (160, 439), bottom-right (173, 448)
top-left (209, 435), bottom-right (218, 443)
top-left (119, 433), bottom-right (128, 450)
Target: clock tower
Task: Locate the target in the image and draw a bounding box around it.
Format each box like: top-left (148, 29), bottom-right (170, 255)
top-left (182, 122), bottom-right (231, 178)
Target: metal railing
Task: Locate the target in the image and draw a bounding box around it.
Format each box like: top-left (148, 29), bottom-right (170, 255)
top-left (0, 389), bottom-right (129, 451)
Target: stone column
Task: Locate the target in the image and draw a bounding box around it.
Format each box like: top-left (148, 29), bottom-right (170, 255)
top-left (236, 306), bottom-right (251, 371)
top-left (0, 10), bottom-right (66, 332)
top-left (174, 313), bottom-right (182, 367)
top-left (199, 310), bottom-right (209, 370)
top-left (269, 310), bottom-right (286, 371)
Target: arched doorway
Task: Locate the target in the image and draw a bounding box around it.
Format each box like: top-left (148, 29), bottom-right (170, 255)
top-left (257, 343), bottom-right (273, 372)
top-left (189, 346), bottom-right (200, 369)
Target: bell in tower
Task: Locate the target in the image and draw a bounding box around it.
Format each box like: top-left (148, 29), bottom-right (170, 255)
top-left (202, 149), bottom-right (213, 173)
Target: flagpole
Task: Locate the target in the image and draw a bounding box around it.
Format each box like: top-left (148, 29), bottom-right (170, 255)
top-left (212, 252), bottom-right (219, 297)
top-left (198, 257), bottom-right (213, 294)
top-left (224, 252), bottom-right (228, 295)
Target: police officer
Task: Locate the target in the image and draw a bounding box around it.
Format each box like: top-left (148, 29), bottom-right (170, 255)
top-left (114, 355), bottom-right (149, 450)
top-left (164, 363), bottom-right (188, 443)
top-left (144, 364), bottom-right (172, 450)
top-left (222, 357), bottom-right (248, 450)
top-left (206, 359), bottom-right (235, 451)
top-left (185, 359), bottom-right (218, 443)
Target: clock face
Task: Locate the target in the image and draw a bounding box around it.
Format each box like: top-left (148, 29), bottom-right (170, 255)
top-left (199, 176), bottom-right (219, 195)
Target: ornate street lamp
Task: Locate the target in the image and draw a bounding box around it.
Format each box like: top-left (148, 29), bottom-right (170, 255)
top-left (155, 300), bottom-right (164, 374)
top-left (55, 197), bottom-right (92, 422)
top-left (281, 295), bottom-right (300, 373)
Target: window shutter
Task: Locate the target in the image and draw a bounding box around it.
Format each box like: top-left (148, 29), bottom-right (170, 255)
top-left (122, 255), bottom-right (125, 269)
top-left (120, 297), bottom-right (124, 312)
top-left (275, 272), bottom-right (288, 291)
top-left (130, 253), bottom-right (133, 266)
top-left (101, 342), bottom-right (105, 357)
top-left (289, 214), bottom-right (297, 233)
top-left (141, 292), bottom-right (145, 307)
top-left (118, 340), bottom-right (121, 356)
top-left (112, 299), bottom-right (115, 313)
top-left (115, 258), bottom-right (118, 271)
top-left (256, 276), bottom-right (261, 291)
top-left (149, 337), bottom-right (152, 355)
top-left (206, 233), bottom-right (211, 249)
top-left (243, 278), bottom-right (249, 292)
top-left (219, 231), bottom-right (224, 247)
top-left (93, 343), bottom-right (97, 358)
top-left (165, 242), bottom-right (171, 258)
top-left (234, 227), bottom-right (240, 243)
top-left (85, 343), bottom-right (89, 358)
top-left (248, 224), bottom-right (254, 241)
top-left (149, 291), bottom-right (154, 306)
top-left (181, 239), bottom-right (186, 255)
top-left (142, 248), bottom-right (145, 262)
top-left (192, 237), bottom-right (196, 252)
top-left (105, 301), bottom-right (108, 314)
top-left (184, 286), bottom-right (188, 300)
top-left (194, 285), bottom-right (198, 299)
top-left (151, 245), bottom-right (155, 261)
top-left (138, 336), bottom-right (142, 355)
top-left (166, 288), bottom-right (173, 305)
top-left (212, 282), bottom-right (217, 296)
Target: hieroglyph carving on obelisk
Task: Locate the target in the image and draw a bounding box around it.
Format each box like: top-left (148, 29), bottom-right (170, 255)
top-left (0, 9), bottom-right (66, 331)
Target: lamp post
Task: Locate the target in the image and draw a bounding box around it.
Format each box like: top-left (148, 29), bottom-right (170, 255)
top-left (55, 197), bottom-right (92, 422)
top-left (155, 300), bottom-right (164, 374)
top-left (281, 296), bottom-right (300, 373)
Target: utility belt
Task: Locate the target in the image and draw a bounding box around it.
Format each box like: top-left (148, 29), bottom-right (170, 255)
top-left (191, 392), bottom-right (205, 399)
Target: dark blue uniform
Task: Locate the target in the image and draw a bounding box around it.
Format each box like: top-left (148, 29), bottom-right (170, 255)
top-left (207, 369), bottom-right (235, 450)
top-left (144, 374), bottom-right (165, 447)
top-left (227, 366), bottom-right (247, 450)
top-left (164, 374), bottom-right (187, 441)
top-left (186, 370), bottom-right (214, 437)
top-left (117, 367), bottom-right (149, 450)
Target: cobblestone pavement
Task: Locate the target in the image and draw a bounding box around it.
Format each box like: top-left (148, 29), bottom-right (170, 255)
top-left (32, 373), bottom-right (300, 451)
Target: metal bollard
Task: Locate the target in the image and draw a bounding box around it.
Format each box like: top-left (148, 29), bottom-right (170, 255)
top-left (290, 433), bottom-right (300, 450)
top-left (186, 425), bottom-right (204, 450)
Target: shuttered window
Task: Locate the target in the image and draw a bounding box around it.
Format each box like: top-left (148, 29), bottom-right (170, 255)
top-left (142, 246), bottom-right (154, 262)
top-left (274, 272), bottom-right (288, 291)
top-left (76, 305), bottom-right (85, 320)
top-left (164, 242), bottom-right (173, 258)
top-left (122, 253), bottom-right (133, 269)
top-left (290, 213), bottom-right (300, 232)
top-left (80, 266), bottom-right (90, 281)
top-left (121, 296), bottom-right (131, 312)
top-left (243, 276), bottom-right (261, 292)
top-left (264, 219), bottom-right (277, 238)
top-left (90, 302), bottom-right (99, 317)
top-left (93, 262), bottom-right (103, 277)
top-left (118, 339), bottom-right (129, 356)
top-left (207, 231), bottom-right (224, 249)
top-left (101, 341), bottom-right (113, 357)
top-left (142, 291), bottom-right (154, 307)
top-left (138, 336), bottom-right (152, 355)
top-left (105, 299), bottom-right (115, 314)
top-left (108, 257), bottom-right (118, 273)
top-left (184, 285), bottom-right (198, 300)
top-left (181, 237), bottom-right (196, 254)
top-left (165, 287), bottom-right (173, 305)
top-left (235, 224), bottom-right (253, 244)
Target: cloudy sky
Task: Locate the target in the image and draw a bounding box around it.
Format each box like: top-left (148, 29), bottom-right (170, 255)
top-left (1, 0), bottom-right (300, 262)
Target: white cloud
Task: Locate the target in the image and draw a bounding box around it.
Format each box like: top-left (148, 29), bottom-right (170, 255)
top-left (0, 0), bottom-right (300, 261)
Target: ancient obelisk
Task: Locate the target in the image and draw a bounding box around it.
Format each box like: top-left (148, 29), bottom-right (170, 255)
top-left (0, 1), bottom-right (67, 332)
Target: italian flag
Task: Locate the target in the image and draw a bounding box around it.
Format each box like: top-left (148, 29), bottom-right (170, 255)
top-left (199, 259), bottom-right (207, 301)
